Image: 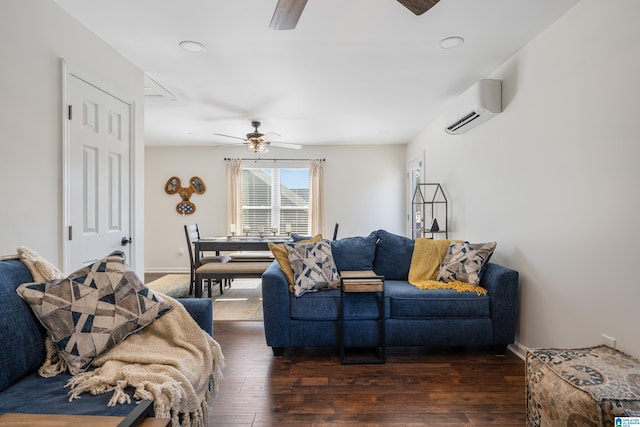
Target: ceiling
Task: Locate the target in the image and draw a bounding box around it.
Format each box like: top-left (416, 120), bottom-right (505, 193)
top-left (53, 0), bottom-right (579, 148)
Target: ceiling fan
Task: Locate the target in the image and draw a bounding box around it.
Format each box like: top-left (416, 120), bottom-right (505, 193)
top-left (269, 0), bottom-right (440, 30)
top-left (214, 121), bottom-right (302, 153)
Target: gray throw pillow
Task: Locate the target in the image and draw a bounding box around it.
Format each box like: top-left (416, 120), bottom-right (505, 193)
top-left (437, 241), bottom-right (496, 285)
top-left (16, 251), bottom-right (172, 374)
top-left (285, 240), bottom-right (340, 297)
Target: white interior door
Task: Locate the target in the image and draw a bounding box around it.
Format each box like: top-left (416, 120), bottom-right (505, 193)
top-left (65, 73), bottom-right (131, 270)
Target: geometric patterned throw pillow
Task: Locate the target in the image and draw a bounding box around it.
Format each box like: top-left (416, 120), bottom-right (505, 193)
top-left (268, 233), bottom-right (323, 293)
top-left (285, 240), bottom-right (340, 297)
top-left (16, 251), bottom-right (172, 374)
top-left (437, 241), bottom-right (497, 286)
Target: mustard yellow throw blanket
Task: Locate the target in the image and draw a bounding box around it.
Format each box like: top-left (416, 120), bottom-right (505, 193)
top-left (9, 247), bottom-right (224, 427)
top-left (408, 238), bottom-right (488, 295)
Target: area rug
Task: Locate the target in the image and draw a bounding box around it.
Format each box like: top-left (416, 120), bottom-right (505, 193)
top-left (146, 275), bottom-right (263, 321)
top-left (212, 278), bottom-right (263, 321)
top-left (146, 273), bottom-right (191, 298)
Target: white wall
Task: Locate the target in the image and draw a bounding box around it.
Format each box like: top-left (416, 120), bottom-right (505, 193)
top-left (0, 0), bottom-right (145, 274)
top-left (144, 144), bottom-right (406, 272)
top-left (407, 0), bottom-right (640, 358)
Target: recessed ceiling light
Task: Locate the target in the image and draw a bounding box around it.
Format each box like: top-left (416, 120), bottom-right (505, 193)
top-left (179, 40), bottom-right (206, 54)
top-left (439, 36), bottom-right (464, 49)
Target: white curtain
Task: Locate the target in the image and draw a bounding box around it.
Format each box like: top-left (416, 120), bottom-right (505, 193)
top-left (226, 158), bottom-right (243, 233)
top-left (309, 159), bottom-right (325, 236)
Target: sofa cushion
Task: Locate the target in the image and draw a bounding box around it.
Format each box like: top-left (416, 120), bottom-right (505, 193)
top-left (291, 233), bottom-right (313, 242)
top-left (0, 371), bottom-right (136, 416)
top-left (290, 288), bottom-right (384, 321)
top-left (0, 259), bottom-right (46, 393)
top-left (373, 230), bottom-right (415, 280)
top-left (386, 280), bottom-right (490, 319)
top-left (16, 251), bottom-right (172, 374)
top-left (285, 241), bottom-right (340, 297)
top-left (289, 280), bottom-right (491, 321)
top-left (330, 232), bottom-right (377, 272)
top-left (437, 241), bottom-right (497, 285)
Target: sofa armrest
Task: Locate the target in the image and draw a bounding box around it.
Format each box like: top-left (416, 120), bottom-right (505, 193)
top-left (261, 261), bottom-right (291, 349)
top-left (480, 262), bottom-right (519, 345)
top-left (178, 298), bottom-right (213, 337)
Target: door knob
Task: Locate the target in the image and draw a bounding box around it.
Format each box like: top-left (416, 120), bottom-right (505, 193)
top-left (121, 237), bottom-right (132, 246)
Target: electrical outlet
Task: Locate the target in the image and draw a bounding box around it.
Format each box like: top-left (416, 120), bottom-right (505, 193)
top-left (601, 334), bottom-right (616, 348)
top-left (178, 248), bottom-right (184, 256)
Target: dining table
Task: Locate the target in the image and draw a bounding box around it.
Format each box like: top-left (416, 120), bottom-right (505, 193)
top-left (193, 236), bottom-right (292, 267)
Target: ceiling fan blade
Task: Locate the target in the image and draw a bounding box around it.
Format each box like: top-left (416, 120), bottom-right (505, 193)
top-left (261, 131), bottom-right (283, 141)
top-left (269, 0), bottom-right (308, 30)
top-left (213, 133), bottom-right (247, 141)
top-left (270, 141), bottom-right (302, 150)
top-left (396, 0), bottom-right (440, 15)
top-left (213, 141), bottom-right (246, 148)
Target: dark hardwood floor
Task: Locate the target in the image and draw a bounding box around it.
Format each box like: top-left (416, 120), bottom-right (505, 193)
top-left (210, 321), bottom-right (526, 427)
top-left (144, 274), bottom-right (525, 425)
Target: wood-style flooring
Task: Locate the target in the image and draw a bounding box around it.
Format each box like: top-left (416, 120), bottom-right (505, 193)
top-left (210, 321), bottom-right (526, 427)
top-left (145, 272), bottom-right (171, 284)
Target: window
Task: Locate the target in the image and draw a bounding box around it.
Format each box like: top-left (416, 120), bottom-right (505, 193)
top-left (242, 167), bottom-right (310, 234)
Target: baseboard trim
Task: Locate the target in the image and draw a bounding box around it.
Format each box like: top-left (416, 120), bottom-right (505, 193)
top-left (145, 267), bottom-right (189, 274)
top-left (509, 340), bottom-right (528, 360)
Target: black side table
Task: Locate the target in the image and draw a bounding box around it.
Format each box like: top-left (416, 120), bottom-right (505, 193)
top-left (339, 271), bottom-right (385, 364)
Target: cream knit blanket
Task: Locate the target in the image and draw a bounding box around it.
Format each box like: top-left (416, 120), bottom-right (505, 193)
top-left (68, 295), bottom-right (224, 427)
top-left (2, 246), bottom-right (65, 282)
top-left (9, 247), bottom-right (224, 427)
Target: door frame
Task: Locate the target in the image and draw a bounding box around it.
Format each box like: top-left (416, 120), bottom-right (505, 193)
top-left (406, 151), bottom-right (425, 238)
top-left (61, 59), bottom-right (137, 274)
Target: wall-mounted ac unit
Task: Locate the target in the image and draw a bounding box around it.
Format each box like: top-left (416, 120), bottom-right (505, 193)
top-left (444, 79), bottom-right (502, 135)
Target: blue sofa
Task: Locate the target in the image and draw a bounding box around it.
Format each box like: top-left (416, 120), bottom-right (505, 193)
top-left (262, 230), bottom-right (519, 356)
top-left (0, 258), bottom-right (213, 417)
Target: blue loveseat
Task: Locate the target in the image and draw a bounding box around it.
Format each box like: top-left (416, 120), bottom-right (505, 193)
top-left (0, 258), bottom-right (213, 417)
top-left (262, 230), bottom-right (519, 356)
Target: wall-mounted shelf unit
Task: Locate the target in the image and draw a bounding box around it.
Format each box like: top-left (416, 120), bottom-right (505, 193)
top-left (412, 183), bottom-right (448, 239)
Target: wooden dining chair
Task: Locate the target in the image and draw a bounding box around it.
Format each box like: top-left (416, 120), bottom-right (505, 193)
top-left (184, 224), bottom-right (230, 296)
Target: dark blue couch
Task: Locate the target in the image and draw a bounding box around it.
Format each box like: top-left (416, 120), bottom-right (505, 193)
top-left (262, 230), bottom-right (519, 356)
top-left (0, 258), bottom-right (213, 416)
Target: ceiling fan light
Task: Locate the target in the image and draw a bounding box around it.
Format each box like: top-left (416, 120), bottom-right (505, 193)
top-left (247, 141), bottom-right (268, 153)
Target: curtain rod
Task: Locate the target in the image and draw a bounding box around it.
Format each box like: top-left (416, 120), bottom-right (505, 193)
top-left (224, 157), bottom-right (325, 161)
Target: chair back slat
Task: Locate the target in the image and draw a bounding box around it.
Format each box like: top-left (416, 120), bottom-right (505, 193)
top-left (184, 224), bottom-right (202, 293)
